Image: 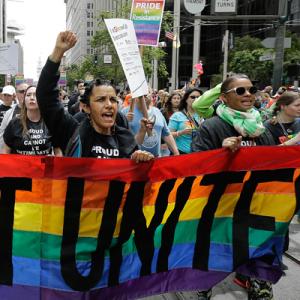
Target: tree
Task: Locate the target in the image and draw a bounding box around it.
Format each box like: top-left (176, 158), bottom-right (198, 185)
top-left (228, 33), bottom-right (300, 85)
top-left (228, 35), bottom-right (274, 84)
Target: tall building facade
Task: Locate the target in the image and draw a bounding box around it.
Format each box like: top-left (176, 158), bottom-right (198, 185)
top-left (65, 0), bottom-right (95, 65)
top-left (64, 0), bottom-right (130, 66)
top-left (291, 0), bottom-right (300, 33)
top-left (0, 0), bottom-right (7, 43)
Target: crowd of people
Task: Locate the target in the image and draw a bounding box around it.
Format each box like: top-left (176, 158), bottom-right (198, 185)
top-left (0, 30), bottom-right (300, 299)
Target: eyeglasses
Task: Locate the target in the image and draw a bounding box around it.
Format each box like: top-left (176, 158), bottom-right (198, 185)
top-left (189, 95), bottom-right (199, 100)
top-left (225, 86), bottom-right (257, 96)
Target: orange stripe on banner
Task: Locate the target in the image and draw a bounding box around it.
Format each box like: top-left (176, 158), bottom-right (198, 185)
top-left (16, 179), bottom-right (67, 205)
top-left (82, 181), bottom-right (109, 209)
top-left (255, 182), bottom-right (295, 194)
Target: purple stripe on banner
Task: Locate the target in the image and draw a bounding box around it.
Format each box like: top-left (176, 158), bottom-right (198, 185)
top-left (136, 33), bottom-right (158, 39)
top-left (0, 269), bottom-right (229, 300)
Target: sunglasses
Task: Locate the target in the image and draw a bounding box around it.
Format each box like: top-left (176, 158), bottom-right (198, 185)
top-left (189, 95), bottom-right (199, 100)
top-left (225, 86), bottom-right (257, 96)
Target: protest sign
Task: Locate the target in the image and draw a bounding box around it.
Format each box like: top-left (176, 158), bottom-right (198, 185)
top-left (130, 0), bottom-right (165, 46)
top-left (105, 18), bottom-right (148, 98)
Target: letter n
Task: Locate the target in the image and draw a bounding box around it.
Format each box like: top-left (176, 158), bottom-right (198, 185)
top-left (60, 178), bottom-right (125, 291)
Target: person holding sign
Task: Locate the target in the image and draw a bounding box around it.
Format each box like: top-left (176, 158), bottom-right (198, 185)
top-left (36, 31), bottom-right (153, 162)
top-left (123, 95), bottom-right (179, 157)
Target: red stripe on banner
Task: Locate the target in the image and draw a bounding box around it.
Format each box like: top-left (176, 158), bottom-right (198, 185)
top-left (0, 146), bottom-right (300, 182)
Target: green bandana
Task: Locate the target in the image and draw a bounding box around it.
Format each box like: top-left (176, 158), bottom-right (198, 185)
top-left (216, 104), bottom-right (265, 138)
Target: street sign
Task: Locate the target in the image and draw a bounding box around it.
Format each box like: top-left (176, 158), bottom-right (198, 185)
top-left (261, 37), bottom-right (291, 49)
top-left (183, 0), bottom-right (206, 14)
top-left (259, 53), bottom-right (275, 62)
top-left (104, 54), bottom-right (112, 64)
top-left (211, 0), bottom-right (237, 14)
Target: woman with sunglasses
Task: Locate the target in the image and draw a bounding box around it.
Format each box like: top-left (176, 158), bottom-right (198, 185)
top-left (168, 88), bottom-right (202, 154)
top-left (35, 31), bottom-right (153, 163)
top-left (2, 86), bottom-right (61, 156)
top-left (192, 74), bottom-right (275, 152)
top-left (191, 74), bottom-right (275, 300)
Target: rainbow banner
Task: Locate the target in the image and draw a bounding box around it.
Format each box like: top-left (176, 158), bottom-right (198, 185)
top-left (130, 0), bottom-right (165, 46)
top-left (0, 146), bottom-right (299, 299)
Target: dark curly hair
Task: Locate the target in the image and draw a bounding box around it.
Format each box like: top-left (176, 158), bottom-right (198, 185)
top-left (80, 79), bottom-right (117, 105)
top-left (178, 88), bottom-right (203, 111)
top-left (164, 92), bottom-right (182, 114)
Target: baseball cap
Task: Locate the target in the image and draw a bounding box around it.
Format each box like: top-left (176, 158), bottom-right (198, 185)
top-left (2, 85), bottom-right (16, 96)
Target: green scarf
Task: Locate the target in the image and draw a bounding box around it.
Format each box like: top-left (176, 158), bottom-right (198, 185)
top-left (216, 104), bottom-right (265, 138)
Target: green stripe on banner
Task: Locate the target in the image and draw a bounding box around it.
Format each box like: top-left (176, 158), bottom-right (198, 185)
top-left (13, 219), bottom-right (288, 261)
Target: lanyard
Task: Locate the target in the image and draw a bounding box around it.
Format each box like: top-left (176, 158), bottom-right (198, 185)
top-left (183, 109), bottom-right (199, 129)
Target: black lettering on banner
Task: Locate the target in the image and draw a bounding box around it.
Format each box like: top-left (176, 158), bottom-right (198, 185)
top-left (157, 176), bottom-right (196, 272)
top-left (108, 179), bottom-right (177, 286)
top-left (0, 178), bottom-right (32, 285)
top-left (294, 171), bottom-right (300, 215)
top-left (193, 172), bottom-right (246, 270)
top-left (232, 169), bottom-right (294, 268)
top-left (109, 182), bottom-right (146, 286)
top-left (60, 178), bottom-right (125, 291)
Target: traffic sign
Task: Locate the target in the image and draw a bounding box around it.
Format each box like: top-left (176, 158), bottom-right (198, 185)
top-left (259, 53), bottom-right (275, 62)
top-left (183, 0), bottom-right (206, 14)
top-left (261, 37), bottom-right (291, 48)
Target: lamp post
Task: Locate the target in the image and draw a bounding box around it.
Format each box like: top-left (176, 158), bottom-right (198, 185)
top-left (171, 0), bottom-right (180, 91)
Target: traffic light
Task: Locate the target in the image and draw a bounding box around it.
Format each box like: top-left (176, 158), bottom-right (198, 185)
top-left (94, 55), bottom-right (98, 65)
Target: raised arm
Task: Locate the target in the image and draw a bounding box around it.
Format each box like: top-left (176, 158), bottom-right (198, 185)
top-left (36, 31), bottom-right (79, 152)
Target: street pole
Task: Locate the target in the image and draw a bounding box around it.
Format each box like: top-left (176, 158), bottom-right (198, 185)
top-left (272, 0), bottom-right (288, 93)
top-left (192, 13), bottom-right (201, 80)
top-left (153, 58), bottom-right (158, 90)
top-left (223, 29), bottom-right (229, 81)
top-left (171, 0), bottom-right (180, 91)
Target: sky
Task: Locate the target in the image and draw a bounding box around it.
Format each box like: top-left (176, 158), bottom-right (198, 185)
top-left (7, 0), bottom-right (66, 81)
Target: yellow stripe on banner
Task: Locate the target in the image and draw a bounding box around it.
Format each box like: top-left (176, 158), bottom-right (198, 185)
top-left (142, 196), bottom-right (209, 226)
top-left (14, 202), bottom-right (43, 232)
top-left (250, 193), bottom-right (296, 222)
top-left (14, 203), bottom-right (105, 237)
top-left (215, 192), bottom-right (240, 217)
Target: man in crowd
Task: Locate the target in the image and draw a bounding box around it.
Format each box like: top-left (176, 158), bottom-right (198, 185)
top-left (0, 83), bottom-right (29, 149)
top-left (0, 85), bottom-right (16, 125)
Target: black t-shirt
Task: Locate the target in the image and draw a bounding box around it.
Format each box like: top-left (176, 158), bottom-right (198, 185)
top-left (89, 133), bottom-right (122, 158)
top-left (4, 118), bottom-right (53, 155)
top-left (0, 104), bottom-right (11, 125)
top-left (264, 119), bottom-right (300, 145)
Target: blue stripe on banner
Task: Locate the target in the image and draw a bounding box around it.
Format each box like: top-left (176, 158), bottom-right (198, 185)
top-left (12, 236), bottom-right (285, 290)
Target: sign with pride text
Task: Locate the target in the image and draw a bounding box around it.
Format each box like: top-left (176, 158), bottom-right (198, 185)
top-left (130, 0), bottom-right (165, 46)
top-left (105, 18), bottom-right (148, 98)
top-left (0, 146), bottom-right (299, 299)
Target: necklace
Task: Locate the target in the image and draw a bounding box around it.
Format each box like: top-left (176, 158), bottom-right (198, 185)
top-left (277, 115), bottom-right (294, 138)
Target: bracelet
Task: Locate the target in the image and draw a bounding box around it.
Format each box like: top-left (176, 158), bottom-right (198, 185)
top-left (176, 131), bottom-right (179, 137)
